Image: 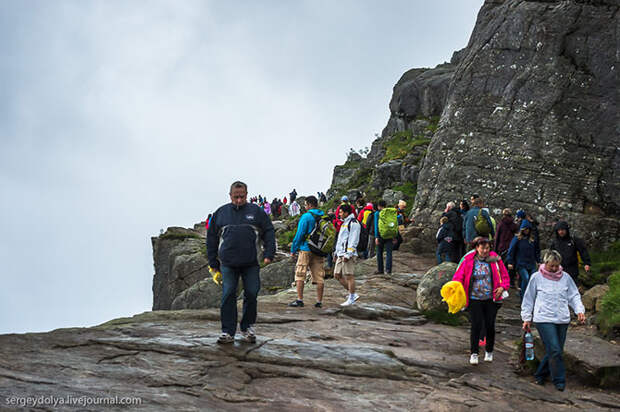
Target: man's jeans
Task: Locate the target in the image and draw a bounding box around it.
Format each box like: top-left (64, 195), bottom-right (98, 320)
top-left (220, 265), bottom-right (260, 336)
top-left (535, 323), bottom-right (569, 387)
top-left (517, 263), bottom-right (536, 300)
top-left (376, 238), bottom-right (393, 273)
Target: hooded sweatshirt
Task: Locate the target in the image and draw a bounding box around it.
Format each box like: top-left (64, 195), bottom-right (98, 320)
top-left (506, 220), bottom-right (540, 268)
top-left (549, 221), bottom-right (591, 268)
top-left (290, 209), bottom-right (325, 254)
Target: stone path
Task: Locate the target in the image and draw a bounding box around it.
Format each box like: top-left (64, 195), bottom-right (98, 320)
top-left (1, 252), bottom-right (619, 411)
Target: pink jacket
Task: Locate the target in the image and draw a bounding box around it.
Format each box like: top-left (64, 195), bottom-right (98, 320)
top-left (452, 250), bottom-right (510, 308)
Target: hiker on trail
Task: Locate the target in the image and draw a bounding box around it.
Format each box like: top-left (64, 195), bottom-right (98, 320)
top-left (436, 216), bottom-right (455, 264)
top-left (374, 200), bottom-right (398, 275)
top-left (355, 198), bottom-right (365, 217)
top-left (549, 221), bottom-right (591, 287)
top-left (366, 204), bottom-right (377, 259)
top-left (283, 196), bottom-right (287, 205)
top-left (506, 220), bottom-right (541, 300)
top-left (289, 196), bottom-right (327, 308)
top-left (334, 204), bottom-right (361, 306)
top-left (334, 196), bottom-right (357, 232)
top-left (495, 208), bottom-right (519, 287)
top-left (263, 201), bottom-right (271, 216)
top-left (521, 250), bottom-right (585, 391)
top-left (356, 202), bottom-right (375, 259)
top-left (325, 208), bottom-right (337, 269)
top-left (207, 181), bottom-right (275, 344)
top-left (458, 200), bottom-right (470, 216)
top-left (463, 197), bottom-right (495, 250)
top-left (290, 200), bottom-right (301, 217)
top-left (452, 237), bottom-right (510, 365)
top-left (442, 201), bottom-right (464, 261)
top-left (290, 189), bottom-right (297, 203)
top-left (396, 200), bottom-right (410, 230)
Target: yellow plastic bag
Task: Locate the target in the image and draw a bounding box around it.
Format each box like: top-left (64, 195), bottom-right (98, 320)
top-left (209, 267), bottom-right (222, 286)
top-left (440, 281), bottom-right (466, 314)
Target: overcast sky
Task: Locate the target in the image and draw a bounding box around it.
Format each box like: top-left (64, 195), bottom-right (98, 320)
top-left (0, 0), bottom-right (482, 334)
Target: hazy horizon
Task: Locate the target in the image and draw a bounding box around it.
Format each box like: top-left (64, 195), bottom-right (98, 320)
top-left (0, 0), bottom-right (483, 334)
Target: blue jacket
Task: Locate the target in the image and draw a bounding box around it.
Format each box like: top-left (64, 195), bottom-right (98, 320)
top-left (506, 234), bottom-right (540, 268)
top-left (463, 206), bottom-right (495, 242)
top-left (207, 202), bottom-right (275, 268)
top-left (291, 209), bottom-right (324, 254)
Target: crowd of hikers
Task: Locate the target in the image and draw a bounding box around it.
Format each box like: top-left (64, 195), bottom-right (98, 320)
top-left (206, 181), bottom-right (591, 392)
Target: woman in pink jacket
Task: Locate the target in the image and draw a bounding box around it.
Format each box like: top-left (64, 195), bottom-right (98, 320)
top-left (452, 236), bottom-right (510, 365)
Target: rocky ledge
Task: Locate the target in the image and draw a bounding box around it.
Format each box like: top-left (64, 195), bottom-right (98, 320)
top-left (2, 252), bottom-right (619, 411)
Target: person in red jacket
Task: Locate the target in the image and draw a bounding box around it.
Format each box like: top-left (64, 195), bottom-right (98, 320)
top-left (452, 237), bottom-right (510, 365)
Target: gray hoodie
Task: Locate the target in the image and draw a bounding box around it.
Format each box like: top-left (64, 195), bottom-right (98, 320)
top-left (521, 271), bottom-right (585, 324)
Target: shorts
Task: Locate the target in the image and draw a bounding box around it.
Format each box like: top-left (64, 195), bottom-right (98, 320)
top-left (334, 256), bottom-right (356, 277)
top-left (295, 251), bottom-right (325, 284)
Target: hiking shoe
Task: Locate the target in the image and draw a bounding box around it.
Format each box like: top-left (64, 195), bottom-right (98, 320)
top-left (340, 296), bottom-right (355, 307)
top-left (535, 379), bottom-right (545, 386)
top-left (240, 326), bottom-right (256, 343)
top-left (479, 337), bottom-right (486, 347)
top-left (314, 302), bottom-right (322, 308)
top-left (386, 271), bottom-right (392, 275)
top-left (352, 293), bottom-right (360, 302)
top-left (373, 270), bottom-right (384, 275)
top-left (288, 299), bottom-right (304, 307)
top-left (484, 351), bottom-right (493, 362)
top-left (555, 384), bottom-right (565, 392)
top-left (469, 354), bottom-right (479, 365)
top-left (217, 333), bottom-right (234, 344)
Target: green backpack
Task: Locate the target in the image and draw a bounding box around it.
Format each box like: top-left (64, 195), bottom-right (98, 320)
top-left (306, 213), bottom-right (336, 257)
top-left (378, 207), bottom-right (399, 239)
top-left (474, 208), bottom-right (491, 237)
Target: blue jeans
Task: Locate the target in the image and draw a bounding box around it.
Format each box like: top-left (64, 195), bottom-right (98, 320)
top-left (376, 238), bottom-right (393, 273)
top-left (535, 323), bottom-right (569, 387)
top-left (517, 263), bottom-right (536, 300)
top-left (220, 265), bottom-right (260, 336)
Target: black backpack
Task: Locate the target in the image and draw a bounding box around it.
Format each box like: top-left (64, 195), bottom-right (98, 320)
top-left (347, 220), bottom-right (368, 254)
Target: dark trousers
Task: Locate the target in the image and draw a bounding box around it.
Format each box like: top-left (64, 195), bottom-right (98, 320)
top-left (220, 265), bottom-right (260, 336)
top-left (376, 238), bottom-right (393, 273)
top-left (468, 299), bottom-right (500, 354)
top-left (563, 264), bottom-right (580, 287)
top-left (535, 323), bottom-right (569, 387)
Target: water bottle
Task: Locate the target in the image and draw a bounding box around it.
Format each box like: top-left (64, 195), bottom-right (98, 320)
top-left (524, 331), bottom-right (535, 361)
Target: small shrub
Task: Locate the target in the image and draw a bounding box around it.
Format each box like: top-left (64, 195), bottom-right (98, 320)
top-left (382, 130), bottom-right (432, 162)
top-left (597, 271), bottom-right (620, 338)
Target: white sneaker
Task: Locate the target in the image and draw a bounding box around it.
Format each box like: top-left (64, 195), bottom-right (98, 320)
top-left (240, 326), bottom-right (256, 343)
top-left (484, 351), bottom-right (493, 362)
top-left (352, 293), bottom-right (360, 302)
top-left (470, 353), bottom-right (479, 365)
top-left (340, 297), bottom-right (354, 306)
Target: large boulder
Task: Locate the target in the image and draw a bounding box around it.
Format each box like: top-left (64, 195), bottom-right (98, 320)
top-left (582, 284), bottom-right (610, 312)
top-left (259, 258), bottom-right (297, 295)
top-left (416, 262), bottom-right (458, 312)
top-left (171, 279), bottom-right (221, 310)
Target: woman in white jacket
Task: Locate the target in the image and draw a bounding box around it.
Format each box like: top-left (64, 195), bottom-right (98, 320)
top-left (521, 250), bottom-right (586, 391)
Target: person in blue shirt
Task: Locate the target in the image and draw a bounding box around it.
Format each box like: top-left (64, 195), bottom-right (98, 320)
top-left (462, 197), bottom-right (495, 249)
top-left (289, 196), bottom-right (326, 308)
top-left (507, 219), bottom-right (541, 300)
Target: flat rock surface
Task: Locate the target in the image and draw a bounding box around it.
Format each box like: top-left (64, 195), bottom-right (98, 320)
top-left (2, 251), bottom-right (619, 411)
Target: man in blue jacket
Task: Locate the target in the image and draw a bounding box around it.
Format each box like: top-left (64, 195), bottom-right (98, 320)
top-left (463, 197), bottom-right (495, 250)
top-left (207, 181), bottom-right (275, 344)
top-left (289, 196), bottom-right (326, 308)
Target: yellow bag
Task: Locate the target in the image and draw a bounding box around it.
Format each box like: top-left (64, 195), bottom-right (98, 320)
top-left (440, 281), bottom-right (466, 314)
top-left (209, 267), bottom-right (222, 286)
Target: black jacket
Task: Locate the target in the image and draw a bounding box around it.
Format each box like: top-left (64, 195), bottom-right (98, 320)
top-left (441, 209), bottom-right (463, 241)
top-left (207, 202), bottom-right (275, 268)
top-left (549, 221), bottom-right (591, 268)
top-left (436, 223), bottom-right (455, 253)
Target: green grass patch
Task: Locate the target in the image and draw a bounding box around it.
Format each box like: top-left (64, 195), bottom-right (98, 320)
top-left (391, 182), bottom-right (417, 215)
top-left (277, 230), bottom-right (297, 251)
top-left (382, 130), bottom-right (431, 162)
top-left (582, 241), bottom-right (620, 287)
top-left (597, 271), bottom-right (620, 338)
top-left (425, 116), bottom-right (440, 133)
top-left (422, 309), bottom-right (467, 326)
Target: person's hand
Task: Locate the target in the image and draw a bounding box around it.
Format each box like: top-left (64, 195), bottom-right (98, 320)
top-left (584, 265), bottom-right (591, 272)
top-left (507, 264), bottom-right (514, 270)
top-left (522, 321), bottom-right (531, 330)
top-left (494, 287), bottom-right (505, 300)
top-left (375, 238), bottom-right (380, 245)
top-left (577, 313), bottom-right (586, 324)
top-left (263, 258), bottom-right (272, 265)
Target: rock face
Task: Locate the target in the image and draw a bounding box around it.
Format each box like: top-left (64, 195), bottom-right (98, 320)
top-left (582, 284), bottom-right (610, 312)
top-left (416, 262), bottom-right (458, 312)
top-left (412, 0), bottom-right (620, 249)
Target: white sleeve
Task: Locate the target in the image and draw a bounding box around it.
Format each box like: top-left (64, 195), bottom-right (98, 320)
top-left (345, 221), bottom-right (361, 258)
top-left (520, 273), bottom-right (538, 322)
top-left (566, 274), bottom-right (585, 314)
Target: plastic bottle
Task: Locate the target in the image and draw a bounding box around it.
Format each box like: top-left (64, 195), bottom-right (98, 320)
top-left (524, 330), bottom-right (535, 361)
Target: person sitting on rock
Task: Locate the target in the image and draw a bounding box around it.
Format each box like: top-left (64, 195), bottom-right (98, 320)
top-left (436, 216), bottom-right (455, 264)
top-left (207, 181), bottom-right (275, 344)
top-left (549, 221), bottom-right (591, 287)
top-left (521, 250), bottom-right (586, 391)
top-left (289, 196), bottom-right (326, 308)
top-left (506, 220), bottom-right (540, 300)
top-left (334, 204), bottom-right (361, 306)
top-left (452, 237), bottom-right (510, 365)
